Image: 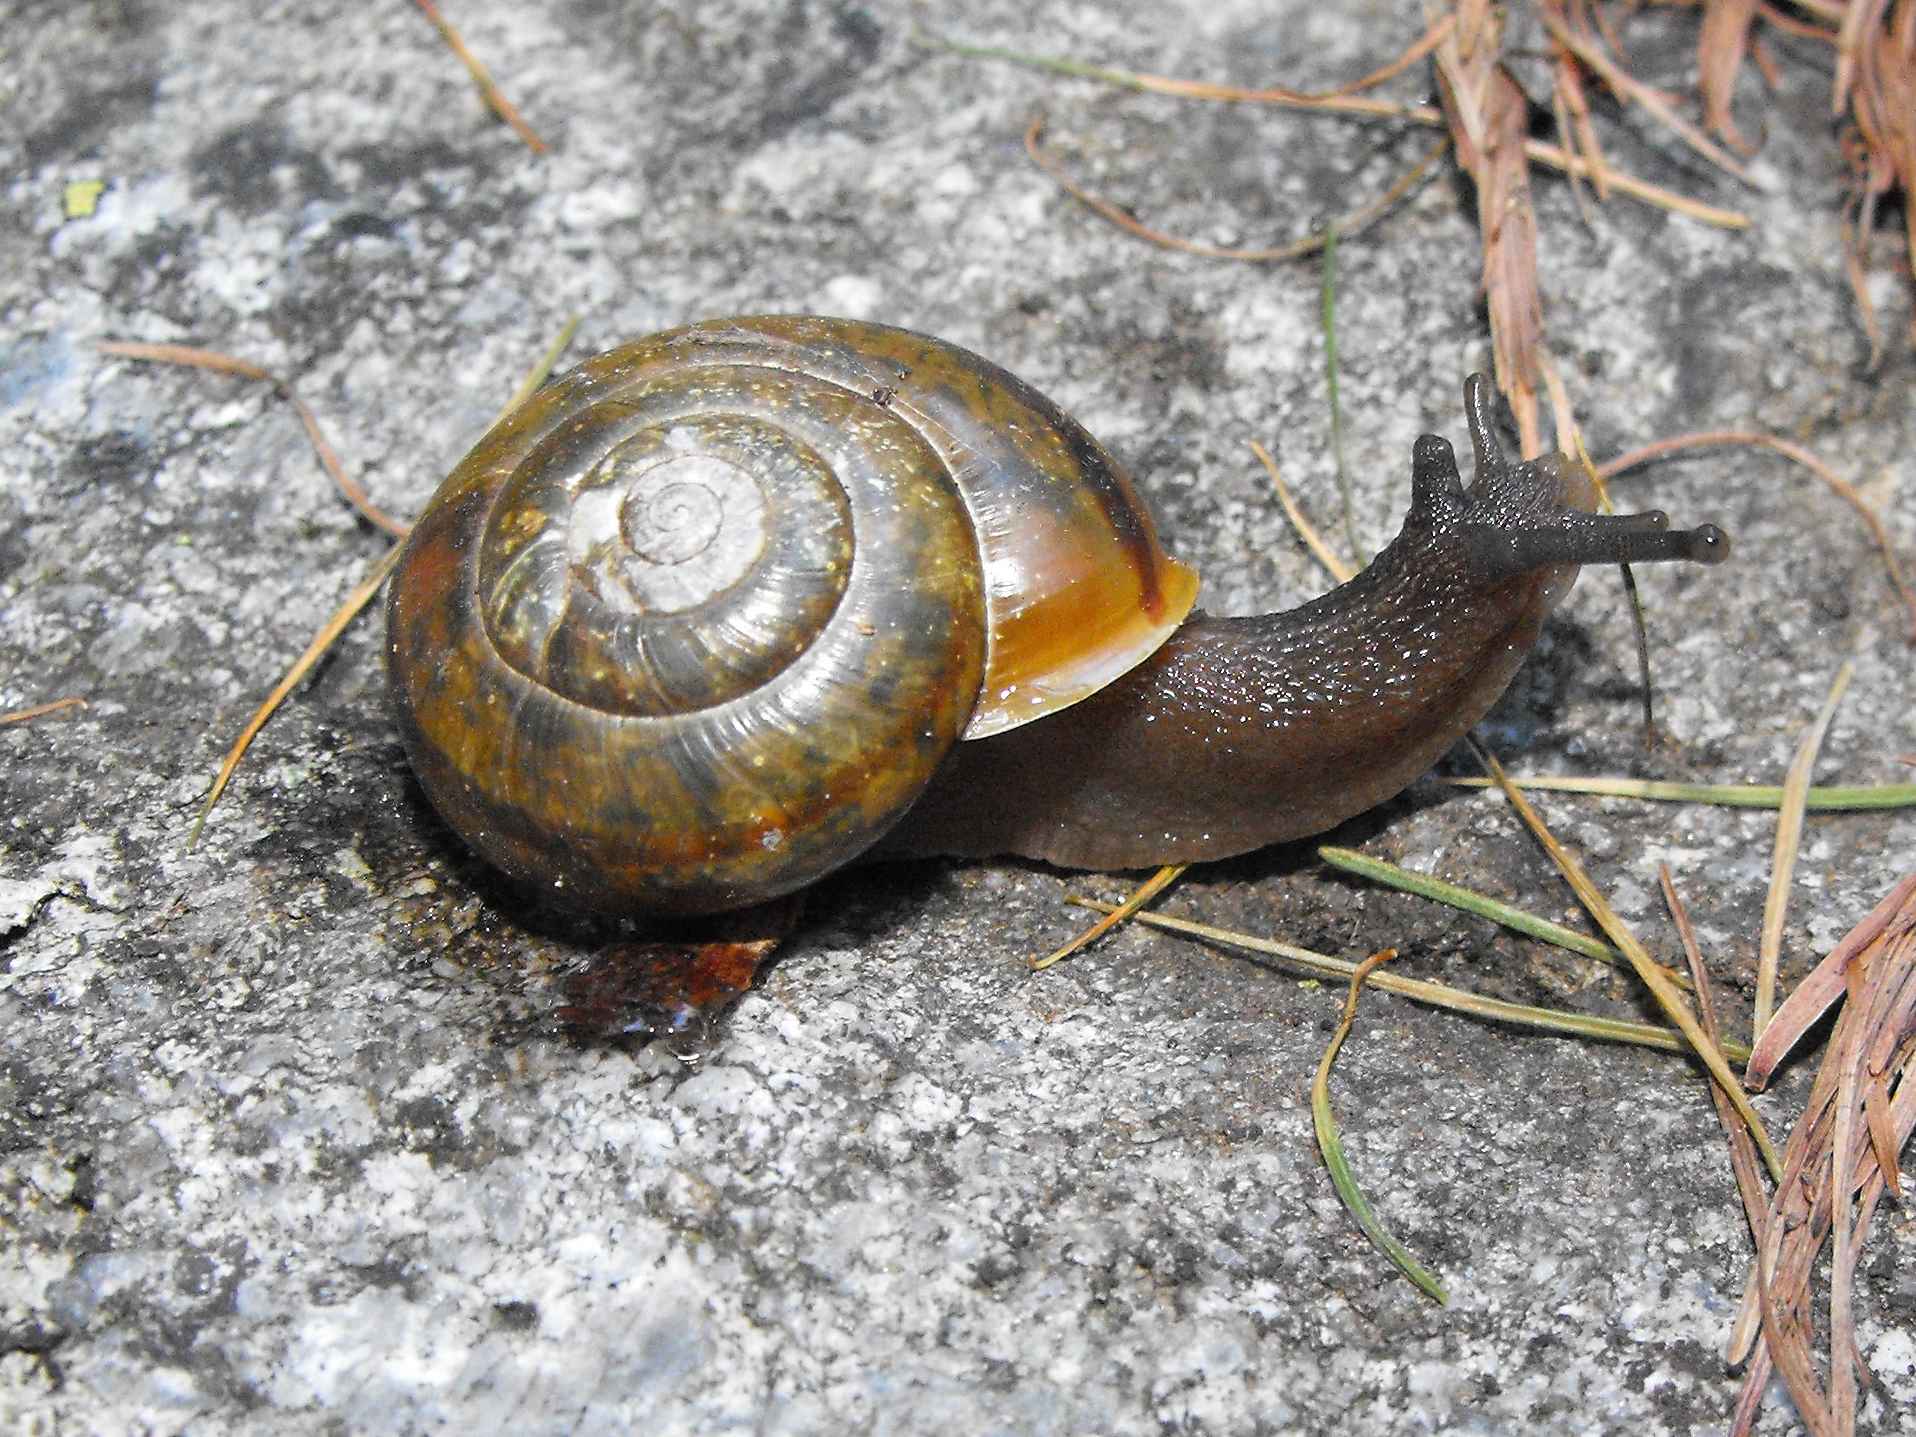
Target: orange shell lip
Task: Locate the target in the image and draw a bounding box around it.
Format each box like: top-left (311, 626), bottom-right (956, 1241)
top-left (964, 553), bottom-right (1199, 739)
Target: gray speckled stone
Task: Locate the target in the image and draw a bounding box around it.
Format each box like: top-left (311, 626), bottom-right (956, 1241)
top-left (3, 2), bottom-right (1912, 1434)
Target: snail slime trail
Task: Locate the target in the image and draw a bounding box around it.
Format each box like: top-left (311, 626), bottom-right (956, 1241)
top-left (387, 317), bottom-right (1727, 1037)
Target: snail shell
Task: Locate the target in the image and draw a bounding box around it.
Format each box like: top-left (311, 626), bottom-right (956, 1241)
top-left (390, 318), bottom-right (1727, 920)
top-left (387, 317), bottom-right (1198, 915)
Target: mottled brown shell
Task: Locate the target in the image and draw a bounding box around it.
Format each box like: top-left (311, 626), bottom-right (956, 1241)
top-left (386, 316), bottom-right (1198, 915)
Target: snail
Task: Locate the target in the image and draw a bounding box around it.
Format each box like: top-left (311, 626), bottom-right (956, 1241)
top-left (387, 316), bottom-right (1726, 923)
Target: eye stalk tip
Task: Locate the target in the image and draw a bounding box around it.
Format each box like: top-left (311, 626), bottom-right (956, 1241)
top-left (1682, 523), bottom-right (1731, 565)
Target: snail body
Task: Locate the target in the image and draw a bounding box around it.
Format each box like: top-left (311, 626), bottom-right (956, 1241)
top-left (387, 317), bottom-right (1725, 915)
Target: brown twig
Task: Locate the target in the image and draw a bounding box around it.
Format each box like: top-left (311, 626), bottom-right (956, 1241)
top-left (1757, 661), bottom-right (1855, 1034)
top-left (188, 545), bottom-right (406, 848)
top-left (1755, 1), bottom-right (1841, 44)
top-left (951, 26), bottom-right (1750, 229)
top-left (1541, 4), bottom-right (1758, 183)
top-left (1837, 0), bottom-right (1916, 357)
top-left (1475, 743), bottom-right (1783, 1178)
top-left (1699, 0), bottom-right (1762, 153)
top-left (1249, 440), bottom-right (1357, 584)
top-left (1661, 863), bottom-right (1770, 1200)
top-left (1599, 429), bottom-right (1916, 640)
top-left (1034, 864), bottom-right (1188, 972)
top-left (1745, 872), bottom-right (1916, 1089)
top-left (0, 696), bottom-right (88, 726)
top-left (927, 18), bottom-right (1453, 118)
top-left (1434, 0), bottom-right (1548, 450)
top-left (1521, 136), bottom-right (1751, 226)
top-left (1724, 875), bottom-right (1916, 1436)
top-left (97, 342), bottom-right (410, 539)
top-left (1024, 117), bottom-right (1446, 263)
top-left (1549, 39), bottom-right (1606, 215)
top-left (412, 0), bottom-right (548, 154)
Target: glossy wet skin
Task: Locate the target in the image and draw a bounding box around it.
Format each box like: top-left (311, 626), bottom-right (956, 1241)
top-left (887, 379), bottom-right (1725, 866)
top-left (888, 379), bottom-right (1725, 866)
top-left (892, 449), bottom-right (1567, 864)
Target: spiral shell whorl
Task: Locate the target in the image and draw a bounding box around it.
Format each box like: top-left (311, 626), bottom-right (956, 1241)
top-left (389, 330), bottom-right (988, 914)
top-left (479, 397), bottom-right (858, 717)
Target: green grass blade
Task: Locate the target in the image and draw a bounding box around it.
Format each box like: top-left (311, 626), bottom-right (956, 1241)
top-left (1446, 776), bottom-right (1916, 810)
top-left (1313, 951), bottom-right (1448, 1303)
